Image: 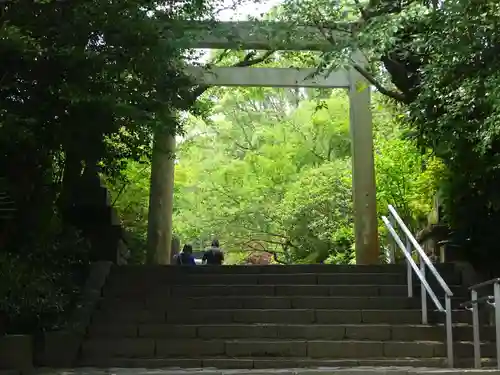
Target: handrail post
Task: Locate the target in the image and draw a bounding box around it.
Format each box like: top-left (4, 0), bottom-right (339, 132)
top-left (445, 294), bottom-right (454, 368)
top-left (420, 254), bottom-right (428, 324)
top-left (406, 237), bottom-right (413, 298)
top-left (389, 215), bottom-right (396, 263)
top-left (494, 282), bottom-right (500, 369)
top-left (471, 290), bottom-right (481, 368)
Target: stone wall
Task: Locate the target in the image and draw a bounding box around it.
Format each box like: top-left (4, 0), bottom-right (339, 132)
top-left (0, 335), bottom-right (32, 373)
top-left (0, 262), bottom-right (112, 370)
top-left (35, 261), bottom-right (112, 368)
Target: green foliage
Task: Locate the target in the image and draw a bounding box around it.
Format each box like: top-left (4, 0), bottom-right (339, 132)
top-left (269, 0), bottom-right (500, 268)
top-left (1, 0), bottom-right (190, 172)
top-left (110, 84), bottom-right (441, 265)
top-left (106, 161), bottom-right (151, 264)
top-left (279, 159), bottom-right (354, 263)
top-left (172, 89), bottom-right (355, 263)
top-left (374, 130), bottom-right (444, 230)
top-left (0, 222), bottom-right (90, 333)
top-left (0, 0), bottom-right (217, 333)
top-left (404, 1), bottom-right (500, 266)
top-left (104, 86), bottom-right (436, 264)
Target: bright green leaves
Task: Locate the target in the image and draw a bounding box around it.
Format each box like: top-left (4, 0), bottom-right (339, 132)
top-left (279, 159), bottom-right (354, 263)
top-left (172, 88), bottom-right (354, 262)
top-left (169, 86), bottom-right (438, 264)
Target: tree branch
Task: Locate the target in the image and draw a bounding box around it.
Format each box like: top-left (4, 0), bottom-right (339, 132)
top-left (234, 115), bottom-right (256, 150)
top-left (238, 239), bottom-right (289, 264)
top-left (350, 61), bottom-right (407, 102)
top-left (185, 50), bottom-right (276, 107)
top-left (209, 183), bottom-right (242, 206)
top-left (311, 9), bottom-right (408, 103)
top-left (351, 0), bottom-right (370, 19)
top-left (232, 50), bottom-right (275, 67)
top-left (110, 165), bottom-right (150, 207)
top-left (239, 225), bottom-right (291, 241)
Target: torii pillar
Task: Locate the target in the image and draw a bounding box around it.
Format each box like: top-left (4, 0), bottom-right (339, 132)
top-left (348, 67), bottom-right (379, 264)
top-left (146, 129), bottom-right (176, 265)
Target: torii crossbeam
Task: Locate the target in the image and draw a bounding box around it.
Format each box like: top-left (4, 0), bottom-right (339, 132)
top-left (167, 20), bottom-right (351, 51)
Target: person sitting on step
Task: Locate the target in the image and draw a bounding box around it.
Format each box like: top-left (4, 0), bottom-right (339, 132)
top-left (202, 239), bottom-right (224, 265)
top-left (175, 244), bottom-right (196, 265)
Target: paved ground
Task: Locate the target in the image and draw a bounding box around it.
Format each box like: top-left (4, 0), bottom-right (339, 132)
top-left (31, 367), bottom-right (500, 375)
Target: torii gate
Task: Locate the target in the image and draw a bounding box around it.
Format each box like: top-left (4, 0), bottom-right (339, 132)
top-left (146, 21), bottom-right (379, 265)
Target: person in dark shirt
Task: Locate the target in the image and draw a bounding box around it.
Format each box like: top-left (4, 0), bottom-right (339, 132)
top-left (202, 239), bottom-right (224, 265)
top-left (175, 244), bottom-right (196, 265)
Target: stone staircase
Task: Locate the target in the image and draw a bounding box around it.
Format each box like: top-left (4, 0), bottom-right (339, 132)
top-left (80, 264), bottom-right (497, 369)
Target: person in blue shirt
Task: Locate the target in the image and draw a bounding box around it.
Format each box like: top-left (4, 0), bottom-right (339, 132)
top-left (175, 244), bottom-right (196, 265)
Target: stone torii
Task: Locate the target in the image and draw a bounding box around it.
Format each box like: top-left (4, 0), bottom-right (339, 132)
top-left (146, 21), bottom-right (379, 265)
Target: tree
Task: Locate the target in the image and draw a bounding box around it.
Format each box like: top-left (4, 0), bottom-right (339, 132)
top-left (274, 0), bottom-right (500, 268)
top-left (169, 87), bottom-right (438, 264)
top-left (279, 159), bottom-right (354, 264)
top-left (0, 0), bottom-right (221, 332)
top-left (106, 161), bottom-right (151, 264)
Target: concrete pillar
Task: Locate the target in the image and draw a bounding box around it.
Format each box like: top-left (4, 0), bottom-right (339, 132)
top-left (146, 130), bottom-right (176, 265)
top-left (348, 69), bottom-right (379, 264)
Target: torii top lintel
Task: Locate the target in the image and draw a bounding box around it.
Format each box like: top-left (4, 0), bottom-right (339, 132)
top-left (171, 20), bottom-right (351, 51)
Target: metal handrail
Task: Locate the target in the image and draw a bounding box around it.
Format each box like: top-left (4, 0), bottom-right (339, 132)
top-left (388, 205), bottom-right (453, 296)
top-left (382, 204), bottom-right (454, 368)
top-left (383, 218), bottom-right (445, 311)
top-left (460, 295), bottom-right (494, 309)
top-left (470, 278), bottom-right (500, 291)
top-left (464, 278), bottom-right (500, 369)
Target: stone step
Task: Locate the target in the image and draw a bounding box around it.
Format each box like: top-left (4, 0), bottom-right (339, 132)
top-left (87, 322), bottom-right (497, 342)
top-left (75, 357), bottom-right (438, 369)
top-left (77, 356), bottom-right (499, 370)
top-left (99, 296), bottom-right (467, 311)
top-left (105, 273), bottom-right (463, 290)
top-left (80, 338), bottom-right (497, 359)
top-left (102, 284), bottom-right (466, 298)
top-left (109, 263), bottom-right (458, 276)
top-left (107, 272), bottom-right (410, 286)
top-left (91, 308), bottom-right (483, 325)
